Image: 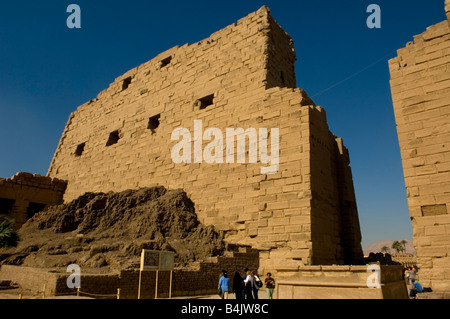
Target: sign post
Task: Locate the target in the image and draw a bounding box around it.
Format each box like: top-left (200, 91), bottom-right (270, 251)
top-left (138, 250), bottom-right (175, 299)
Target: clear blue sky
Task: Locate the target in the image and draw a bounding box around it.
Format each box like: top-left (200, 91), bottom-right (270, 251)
top-left (0, 1), bottom-right (446, 249)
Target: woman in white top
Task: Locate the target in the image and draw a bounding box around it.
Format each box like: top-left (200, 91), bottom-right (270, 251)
top-left (243, 271), bottom-right (254, 299)
top-left (244, 271), bottom-right (262, 299)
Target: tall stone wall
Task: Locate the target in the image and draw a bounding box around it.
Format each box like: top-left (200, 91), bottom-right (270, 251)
top-left (389, 2), bottom-right (450, 292)
top-left (308, 108), bottom-right (362, 265)
top-left (47, 6), bottom-right (363, 272)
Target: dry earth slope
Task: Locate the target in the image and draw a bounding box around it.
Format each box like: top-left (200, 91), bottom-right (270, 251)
top-left (0, 186), bottom-right (226, 272)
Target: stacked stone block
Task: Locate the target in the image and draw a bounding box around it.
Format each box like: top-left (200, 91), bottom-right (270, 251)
top-left (119, 247), bottom-right (259, 299)
top-left (0, 247), bottom-right (259, 298)
top-left (0, 173), bottom-right (67, 228)
top-left (389, 2), bottom-right (450, 292)
top-left (276, 265), bottom-right (407, 299)
top-left (47, 6), bottom-right (363, 272)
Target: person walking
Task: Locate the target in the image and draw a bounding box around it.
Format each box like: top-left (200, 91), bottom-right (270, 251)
top-left (218, 270), bottom-right (230, 299)
top-left (253, 272), bottom-right (262, 300)
top-left (241, 268), bottom-right (249, 299)
top-left (244, 270), bottom-right (254, 300)
top-left (265, 273), bottom-right (275, 299)
top-left (232, 272), bottom-right (243, 300)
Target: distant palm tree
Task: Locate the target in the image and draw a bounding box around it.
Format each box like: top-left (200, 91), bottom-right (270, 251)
top-left (0, 217), bottom-right (19, 248)
top-left (381, 246), bottom-right (390, 254)
top-left (391, 241), bottom-right (403, 254)
top-left (401, 240), bottom-right (408, 253)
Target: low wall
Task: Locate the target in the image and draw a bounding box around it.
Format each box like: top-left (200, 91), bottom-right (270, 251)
top-left (0, 248), bottom-right (259, 299)
top-left (119, 249), bottom-right (259, 299)
top-left (364, 252), bottom-right (417, 268)
top-left (275, 265), bottom-right (408, 299)
top-left (0, 265), bottom-right (60, 297)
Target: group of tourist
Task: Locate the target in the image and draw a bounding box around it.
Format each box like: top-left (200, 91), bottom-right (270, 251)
top-left (404, 266), bottom-right (423, 299)
top-left (219, 265), bottom-right (427, 299)
top-left (217, 268), bottom-right (276, 299)
top-left (404, 266), bottom-right (417, 284)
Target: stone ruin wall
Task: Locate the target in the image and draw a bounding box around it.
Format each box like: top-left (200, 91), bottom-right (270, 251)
top-left (389, 1), bottom-right (450, 292)
top-left (47, 7), bottom-right (363, 273)
top-left (0, 173), bottom-right (67, 228)
top-left (0, 247), bottom-right (260, 299)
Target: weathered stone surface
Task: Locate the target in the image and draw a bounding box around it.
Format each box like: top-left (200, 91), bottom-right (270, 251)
top-left (389, 2), bottom-right (450, 293)
top-left (46, 6), bottom-right (363, 273)
top-left (275, 265), bottom-right (408, 299)
top-left (0, 173), bottom-right (67, 228)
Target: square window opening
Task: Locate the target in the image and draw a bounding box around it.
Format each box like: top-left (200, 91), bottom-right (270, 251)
top-left (27, 202), bottom-right (46, 220)
top-left (160, 56), bottom-right (172, 68)
top-left (106, 130), bottom-right (121, 147)
top-left (122, 77), bottom-right (132, 91)
top-left (197, 94), bottom-right (215, 110)
top-left (148, 114), bottom-right (161, 134)
top-left (74, 143), bottom-right (86, 157)
top-left (0, 198), bottom-right (15, 215)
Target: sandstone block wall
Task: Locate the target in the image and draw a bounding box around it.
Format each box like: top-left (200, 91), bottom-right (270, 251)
top-left (0, 173), bottom-right (67, 228)
top-left (308, 108), bottom-right (363, 265)
top-left (275, 265), bottom-right (407, 299)
top-left (0, 247), bottom-right (259, 299)
top-left (0, 265), bottom-right (61, 297)
top-left (389, 3), bottom-right (450, 292)
top-left (47, 6), bottom-right (363, 272)
top-left (119, 248), bottom-right (259, 299)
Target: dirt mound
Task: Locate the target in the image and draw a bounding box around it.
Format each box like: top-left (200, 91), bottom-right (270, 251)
top-left (0, 186), bottom-right (225, 271)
